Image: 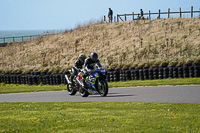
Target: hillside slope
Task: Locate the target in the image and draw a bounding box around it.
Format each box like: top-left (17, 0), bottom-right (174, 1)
top-left (0, 18), bottom-right (200, 72)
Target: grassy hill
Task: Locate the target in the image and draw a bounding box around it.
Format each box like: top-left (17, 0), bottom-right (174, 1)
top-left (0, 17), bottom-right (200, 73)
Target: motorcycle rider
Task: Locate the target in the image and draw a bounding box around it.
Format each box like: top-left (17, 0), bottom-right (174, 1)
top-left (71, 54), bottom-right (86, 81)
top-left (82, 52), bottom-right (102, 87)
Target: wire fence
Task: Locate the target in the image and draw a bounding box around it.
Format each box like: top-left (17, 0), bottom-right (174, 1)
top-left (0, 35), bottom-right (39, 43)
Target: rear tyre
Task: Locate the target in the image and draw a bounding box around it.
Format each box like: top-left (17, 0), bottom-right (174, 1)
top-left (67, 83), bottom-right (77, 95)
top-left (66, 76), bottom-right (77, 95)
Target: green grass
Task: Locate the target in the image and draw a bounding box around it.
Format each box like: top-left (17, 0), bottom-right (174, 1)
top-left (1, 79), bottom-right (200, 132)
top-left (108, 78), bottom-right (200, 88)
top-left (0, 78), bottom-right (200, 94)
top-left (0, 83), bottom-right (66, 94)
top-left (0, 102), bottom-right (199, 133)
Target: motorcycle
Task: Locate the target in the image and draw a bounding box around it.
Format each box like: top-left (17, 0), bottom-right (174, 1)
top-left (65, 64), bottom-right (108, 97)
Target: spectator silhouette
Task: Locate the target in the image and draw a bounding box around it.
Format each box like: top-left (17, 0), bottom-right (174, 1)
top-left (139, 9), bottom-right (144, 19)
top-left (108, 8), bottom-right (113, 23)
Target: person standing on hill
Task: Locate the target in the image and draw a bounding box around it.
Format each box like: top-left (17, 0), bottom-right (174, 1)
top-left (108, 8), bottom-right (113, 23)
top-left (140, 9), bottom-right (144, 19)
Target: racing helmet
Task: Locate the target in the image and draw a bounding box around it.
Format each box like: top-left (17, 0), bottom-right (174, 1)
top-left (90, 52), bottom-right (98, 61)
top-left (78, 54), bottom-right (86, 63)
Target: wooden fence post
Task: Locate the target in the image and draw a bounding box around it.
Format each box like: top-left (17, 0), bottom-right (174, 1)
top-left (125, 14), bottom-right (127, 21)
top-left (104, 15), bottom-right (106, 22)
top-left (168, 8), bottom-right (170, 19)
top-left (149, 10), bottom-right (151, 20)
top-left (117, 14), bottom-right (119, 22)
top-left (180, 7), bottom-right (182, 18)
top-left (191, 6), bottom-right (193, 18)
top-left (158, 9), bottom-right (161, 19)
top-left (132, 12), bottom-right (134, 21)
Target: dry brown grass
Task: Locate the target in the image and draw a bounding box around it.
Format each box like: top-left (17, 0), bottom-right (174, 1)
top-left (0, 17), bottom-right (200, 72)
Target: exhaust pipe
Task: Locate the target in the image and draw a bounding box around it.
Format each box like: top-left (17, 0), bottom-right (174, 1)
top-left (65, 75), bottom-right (72, 84)
top-left (76, 78), bottom-right (84, 87)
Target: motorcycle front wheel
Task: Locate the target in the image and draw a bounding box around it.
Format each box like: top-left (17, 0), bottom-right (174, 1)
top-left (79, 87), bottom-right (89, 97)
top-left (98, 80), bottom-right (108, 97)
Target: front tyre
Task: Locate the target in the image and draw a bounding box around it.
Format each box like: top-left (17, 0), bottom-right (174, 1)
top-left (99, 80), bottom-right (108, 97)
top-left (80, 87), bottom-right (89, 97)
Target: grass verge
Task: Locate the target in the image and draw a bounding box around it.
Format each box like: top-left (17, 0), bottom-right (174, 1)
top-left (108, 78), bottom-right (200, 88)
top-left (0, 83), bottom-right (66, 94)
top-left (0, 78), bottom-right (200, 94)
top-left (0, 102), bottom-right (199, 132)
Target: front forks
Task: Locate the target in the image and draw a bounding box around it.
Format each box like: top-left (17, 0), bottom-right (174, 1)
top-left (95, 78), bottom-right (102, 94)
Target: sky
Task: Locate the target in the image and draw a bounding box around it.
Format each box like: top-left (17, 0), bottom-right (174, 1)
top-left (0, 0), bottom-right (199, 30)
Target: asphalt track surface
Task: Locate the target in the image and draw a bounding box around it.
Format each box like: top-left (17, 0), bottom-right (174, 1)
top-left (0, 85), bottom-right (200, 103)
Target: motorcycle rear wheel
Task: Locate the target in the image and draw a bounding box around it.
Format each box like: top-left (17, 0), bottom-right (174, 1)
top-left (67, 83), bottom-right (77, 95)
